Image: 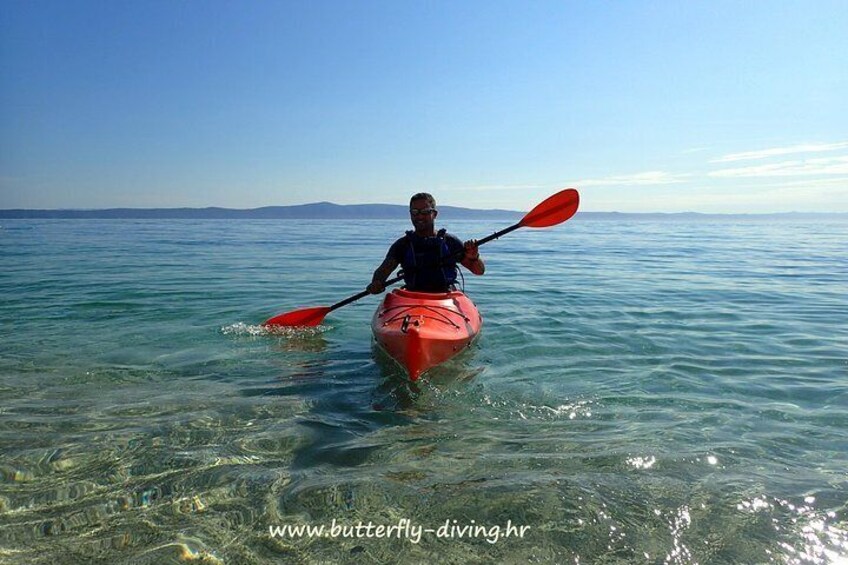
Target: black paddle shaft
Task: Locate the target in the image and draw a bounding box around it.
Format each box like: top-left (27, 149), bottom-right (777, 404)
top-left (268, 189), bottom-right (577, 326)
top-left (330, 288), bottom-right (373, 311)
top-left (475, 222), bottom-right (521, 246)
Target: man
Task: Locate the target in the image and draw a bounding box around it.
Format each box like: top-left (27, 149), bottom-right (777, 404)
top-left (367, 193), bottom-right (485, 294)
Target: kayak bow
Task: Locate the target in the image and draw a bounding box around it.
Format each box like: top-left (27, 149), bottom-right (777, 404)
top-left (371, 288), bottom-right (483, 381)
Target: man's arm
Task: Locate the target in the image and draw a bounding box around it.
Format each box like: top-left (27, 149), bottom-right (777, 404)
top-left (460, 239), bottom-right (485, 275)
top-left (367, 256), bottom-right (399, 294)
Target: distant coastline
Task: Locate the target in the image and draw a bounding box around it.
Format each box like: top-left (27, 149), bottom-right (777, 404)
top-left (1, 202), bottom-right (846, 221)
top-left (0, 202), bottom-right (519, 220)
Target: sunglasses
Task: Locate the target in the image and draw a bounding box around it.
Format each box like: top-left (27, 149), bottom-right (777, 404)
top-left (409, 208), bottom-right (436, 216)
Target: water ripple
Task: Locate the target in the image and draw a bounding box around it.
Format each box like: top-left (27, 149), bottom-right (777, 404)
top-left (1, 219), bottom-right (846, 563)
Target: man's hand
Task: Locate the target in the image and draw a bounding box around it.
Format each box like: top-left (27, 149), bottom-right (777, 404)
top-left (463, 239), bottom-right (480, 260)
top-left (367, 280), bottom-right (386, 294)
top-left (461, 239), bottom-right (485, 275)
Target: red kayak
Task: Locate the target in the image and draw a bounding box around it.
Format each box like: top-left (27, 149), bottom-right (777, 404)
top-left (371, 288), bottom-right (483, 381)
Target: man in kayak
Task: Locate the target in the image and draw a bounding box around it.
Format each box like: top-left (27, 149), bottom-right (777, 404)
top-left (367, 193), bottom-right (485, 294)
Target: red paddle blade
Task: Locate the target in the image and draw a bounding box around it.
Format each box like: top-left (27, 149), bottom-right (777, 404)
top-left (263, 306), bottom-right (331, 327)
top-left (520, 188), bottom-right (580, 228)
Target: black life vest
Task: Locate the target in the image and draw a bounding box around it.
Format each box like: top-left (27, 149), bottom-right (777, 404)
top-left (400, 229), bottom-right (458, 292)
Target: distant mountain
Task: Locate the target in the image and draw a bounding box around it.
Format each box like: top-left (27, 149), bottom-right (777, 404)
top-left (0, 203), bottom-right (846, 221)
top-left (0, 202), bottom-right (522, 219)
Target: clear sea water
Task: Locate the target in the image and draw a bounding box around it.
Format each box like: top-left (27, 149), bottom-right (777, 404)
top-left (1, 217), bottom-right (846, 564)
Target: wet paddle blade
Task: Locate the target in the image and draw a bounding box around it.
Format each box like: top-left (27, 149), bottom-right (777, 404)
top-left (519, 188), bottom-right (580, 228)
top-left (263, 306), bottom-right (331, 327)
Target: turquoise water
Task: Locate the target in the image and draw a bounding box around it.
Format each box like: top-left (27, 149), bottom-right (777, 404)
top-left (1, 217), bottom-right (846, 564)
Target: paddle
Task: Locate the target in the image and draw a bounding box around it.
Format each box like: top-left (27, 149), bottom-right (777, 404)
top-left (263, 188), bottom-right (580, 327)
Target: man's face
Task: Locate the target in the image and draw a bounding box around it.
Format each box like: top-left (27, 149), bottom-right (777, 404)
top-left (409, 198), bottom-right (437, 232)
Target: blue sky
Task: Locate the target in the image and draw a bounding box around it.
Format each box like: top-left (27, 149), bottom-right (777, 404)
top-left (1, 0), bottom-right (846, 213)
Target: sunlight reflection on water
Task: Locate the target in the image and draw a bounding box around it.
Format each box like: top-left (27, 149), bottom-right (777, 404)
top-left (1, 218), bottom-right (846, 563)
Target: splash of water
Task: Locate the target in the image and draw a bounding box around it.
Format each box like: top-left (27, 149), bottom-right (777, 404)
top-left (220, 322), bottom-right (328, 337)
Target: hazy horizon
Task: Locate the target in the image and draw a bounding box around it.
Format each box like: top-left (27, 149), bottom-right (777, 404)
top-left (2, 200), bottom-right (847, 218)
